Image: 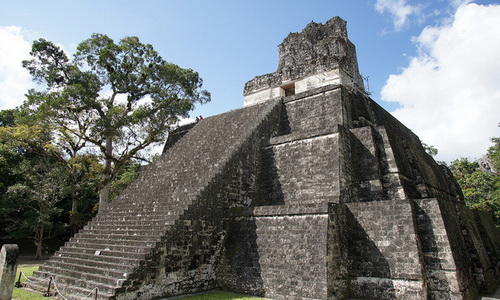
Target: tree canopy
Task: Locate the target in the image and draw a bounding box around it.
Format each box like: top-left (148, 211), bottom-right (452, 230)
top-left (21, 33), bottom-right (210, 210)
top-left (0, 114), bottom-right (98, 258)
top-left (450, 137), bottom-right (500, 226)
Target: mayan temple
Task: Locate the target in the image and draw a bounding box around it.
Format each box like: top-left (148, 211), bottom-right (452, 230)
top-left (29, 16), bottom-right (500, 299)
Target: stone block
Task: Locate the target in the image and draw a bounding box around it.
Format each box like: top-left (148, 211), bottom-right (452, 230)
top-left (0, 244), bottom-right (19, 300)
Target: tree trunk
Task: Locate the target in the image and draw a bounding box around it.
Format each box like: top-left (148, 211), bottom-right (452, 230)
top-left (69, 178), bottom-right (80, 235)
top-left (99, 137), bottom-right (113, 212)
top-left (99, 179), bottom-right (111, 211)
top-left (34, 228), bottom-right (43, 260)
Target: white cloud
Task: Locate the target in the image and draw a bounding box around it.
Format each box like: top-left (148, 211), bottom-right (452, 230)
top-left (381, 3), bottom-right (500, 163)
top-left (0, 26), bottom-right (37, 110)
top-left (375, 0), bottom-right (424, 31)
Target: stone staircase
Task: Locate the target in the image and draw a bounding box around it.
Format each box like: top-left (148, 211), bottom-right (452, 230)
top-left (28, 99), bottom-right (282, 299)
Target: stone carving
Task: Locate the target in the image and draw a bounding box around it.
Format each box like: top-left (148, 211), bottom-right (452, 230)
top-left (27, 16), bottom-right (500, 300)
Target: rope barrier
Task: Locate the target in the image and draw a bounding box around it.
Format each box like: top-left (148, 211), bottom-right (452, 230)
top-left (16, 271), bottom-right (50, 293)
top-left (52, 276), bottom-right (102, 300)
top-left (51, 276), bottom-right (68, 300)
top-left (15, 270), bottom-right (103, 300)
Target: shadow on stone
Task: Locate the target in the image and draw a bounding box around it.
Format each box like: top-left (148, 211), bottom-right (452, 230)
top-left (254, 146), bottom-right (285, 206)
top-left (215, 214), bottom-right (264, 296)
top-left (413, 201), bottom-right (452, 299)
top-left (345, 207), bottom-right (396, 299)
top-left (274, 102), bottom-right (292, 137)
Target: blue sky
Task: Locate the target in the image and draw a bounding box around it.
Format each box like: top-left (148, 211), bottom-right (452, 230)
top-left (1, 0), bottom-right (499, 162)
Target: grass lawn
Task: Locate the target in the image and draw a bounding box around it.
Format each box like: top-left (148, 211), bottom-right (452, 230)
top-left (10, 261), bottom-right (263, 300)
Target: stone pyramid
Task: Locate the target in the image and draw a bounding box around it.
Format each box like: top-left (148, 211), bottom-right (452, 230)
top-left (30, 16), bottom-right (500, 300)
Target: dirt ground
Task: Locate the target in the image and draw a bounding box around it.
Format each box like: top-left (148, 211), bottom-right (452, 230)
top-left (17, 255), bottom-right (50, 268)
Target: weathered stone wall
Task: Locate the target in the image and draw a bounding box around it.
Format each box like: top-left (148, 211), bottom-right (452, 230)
top-left (257, 133), bottom-right (341, 206)
top-left (456, 204), bottom-right (498, 293)
top-left (349, 91), bottom-right (464, 202)
top-left (347, 126), bottom-right (385, 202)
top-left (344, 200), bottom-right (426, 299)
top-left (474, 210), bottom-right (500, 269)
top-left (414, 198), bottom-right (466, 299)
top-left (217, 213), bottom-right (329, 299)
top-left (217, 83), bottom-right (499, 300)
top-left (327, 203), bottom-right (349, 298)
top-left (217, 86), bottom-right (348, 299)
top-left (280, 85), bottom-right (346, 134)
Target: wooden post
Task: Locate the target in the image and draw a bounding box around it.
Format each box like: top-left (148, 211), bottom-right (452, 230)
top-left (44, 277), bottom-right (52, 297)
top-left (15, 271), bottom-right (23, 288)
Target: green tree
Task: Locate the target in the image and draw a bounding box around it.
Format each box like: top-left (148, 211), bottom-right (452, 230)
top-left (64, 154), bottom-right (102, 235)
top-left (487, 137), bottom-right (500, 172)
top-left (0, 123), bottom-right (67, 258)
top-left (0, 109), bottom-right (16, 127)
top-left (0, 111), bottom-right (102, 255)
top-left (21, 34), bottom-right (210, 210)
top-left (110, 160), bottom-right (141, 201)
top-left (422, 142), bottom-right (438, 157)
top-left (450, 138), bottom-right (500, 226)
top-left (5, 156), bottom-right (67, 259)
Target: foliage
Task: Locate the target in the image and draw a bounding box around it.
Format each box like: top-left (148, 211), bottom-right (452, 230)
top-left (0, 111), bottom-right (100, 256)
top-left (450, 137), bottom-right (500, 226)
top-left (0, 123), bottom-right (67, 258)
top-left (110, 160), bottom-right (141, 201)
top-left (21, 33), bottom-right (210, 210)
top-left (0, 109), bottom-right (17, 126)
top-left (422, 142), bottom-right (438, 157)
top-left (487, 137), bottom-right (500, 172)
top-left (62, 153), bottom-right (102, 235)
top-left (2, 32), bottom-right (207, 254)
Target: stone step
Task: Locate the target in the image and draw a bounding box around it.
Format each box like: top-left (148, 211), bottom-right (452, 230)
top-left (75, 231), bottom-right (164, 241)
top-left (26, 102), bottom-right (280, 299)
top-left (98, 208), bottom-right (178, 215)
top-left (57, 246), bottom-right (147, 261)
top-left (53, 249), bottom-right (143, 266)
top-left (62, 241), bottom-right (153, 254)
top-left (114, 198), bottom-right (192, 206)
top-left (30, 271), bottom-right (118, 298)
top-left (49, 254), bottom-right (140, 272)
top-left (94, 210), bottom-right (182, 219)
top-left (53, 282), bottom-right (115, 300)
top-left (87, 217), bottom-right (178, 227)
top-left (36, 264), bottom-right (124, 287)
top-left (88, 216), bottom-right (168, 225)
top-left (84, 220), bottom-right (174, 228)
top-left (109, 191), bottom-right (188, 202)
top-left (67, 237), bottom-right (158, 249)
top-left (41, 260), bottom-right (132, 281)
top-left (84, 221), bottom-right (171, 230)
